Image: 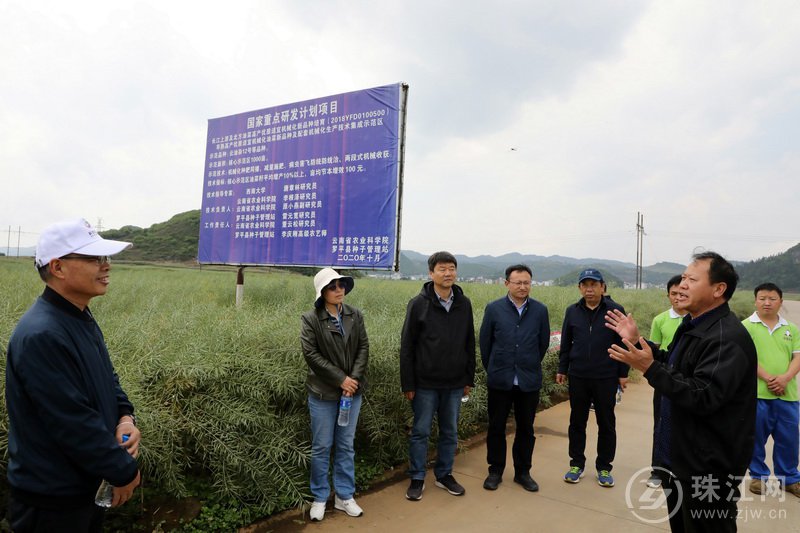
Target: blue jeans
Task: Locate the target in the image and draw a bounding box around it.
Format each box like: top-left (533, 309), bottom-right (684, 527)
top-left (749, 398), bottom-right (800, 484)
top-left (408, 388), bottom-right (462, 480)
top-left (308, 394), bottom-right (363, 502)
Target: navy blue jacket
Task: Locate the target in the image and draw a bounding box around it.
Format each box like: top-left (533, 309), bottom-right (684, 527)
top-left (400, 282), bottom-right (476, 391)
top-left (480, 296), bottom-right (550, 392)
top-left (5, 287), bottom-right (139, 505)
top-left (558, 296), bottom-right (630, 379)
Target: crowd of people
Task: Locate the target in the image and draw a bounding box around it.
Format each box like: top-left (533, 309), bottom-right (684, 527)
top-left (5, 219), bottom-right (798, 533)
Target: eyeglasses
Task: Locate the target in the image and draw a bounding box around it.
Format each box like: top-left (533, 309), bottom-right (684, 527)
top-left (325, 280), bottom-right (346, 291)
top-left (507, 280), bottom-right (532, 287)
top-left (60, 254), bottom-right (111, 265)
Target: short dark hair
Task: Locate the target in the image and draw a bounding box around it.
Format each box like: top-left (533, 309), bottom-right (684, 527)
top-left (36, 263), bottom-right (52, 282)
top-left (666, 274), bottom-right (682, 292)
top-left (692, 251), bottom-right (738, 301)
top-left (428, 251), bottom-right (457, 272)
top-left (754, 282), bottom-right (782, 299)
top-left (505, 264), bottom-right (532, 280)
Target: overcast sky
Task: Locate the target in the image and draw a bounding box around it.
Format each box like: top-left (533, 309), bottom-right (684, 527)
top-left (2, 0), bottom-right (798, 265)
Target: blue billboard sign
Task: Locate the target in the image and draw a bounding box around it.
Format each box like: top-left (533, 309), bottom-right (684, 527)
top-left (198, 83), bottom-right (407, 269)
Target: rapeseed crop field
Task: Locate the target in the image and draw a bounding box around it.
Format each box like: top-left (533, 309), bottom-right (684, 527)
top-left (0, 258), bottom-right (753, 529)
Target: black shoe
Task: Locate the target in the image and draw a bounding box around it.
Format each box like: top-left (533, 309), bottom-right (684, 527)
top-left (435, 474), bottom-right (466, 496)
top-left (483, 473), bottom-right (502, 490)
top-left (406, 479), bottom-right (425, 501)
top-left (514, 473), bottom-right (539, 492)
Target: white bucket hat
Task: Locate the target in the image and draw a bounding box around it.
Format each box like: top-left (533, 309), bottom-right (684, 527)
top-left (313, 267), bottom-right (354, 306)
top-left (35, 218), bottom-right (132, 268)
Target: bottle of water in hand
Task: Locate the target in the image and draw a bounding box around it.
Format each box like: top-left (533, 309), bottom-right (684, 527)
top-left (95, 434), bottom-right (129, 508)
top-left (337, 393), bottom-right (352, 427)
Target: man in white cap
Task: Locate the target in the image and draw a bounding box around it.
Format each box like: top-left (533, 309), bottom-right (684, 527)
top-left (5, 218), bottom-right (141, 533)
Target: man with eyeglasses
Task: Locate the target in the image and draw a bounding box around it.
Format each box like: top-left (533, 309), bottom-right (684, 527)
top-left (5, 218), bottom-right (141, 532)
top-left (479, 264), bottom-right (549, 493)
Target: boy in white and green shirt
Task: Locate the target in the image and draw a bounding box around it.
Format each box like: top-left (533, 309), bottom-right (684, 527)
top-left (742, 283), bottom-right (800, 497)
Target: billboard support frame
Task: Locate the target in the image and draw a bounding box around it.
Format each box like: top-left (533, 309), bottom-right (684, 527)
top-left (392, 83), bottom-right (409, 272)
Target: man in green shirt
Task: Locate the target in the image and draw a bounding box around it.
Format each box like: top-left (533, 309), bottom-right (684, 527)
top-left (650, 275), bottom-right (685, 350)
top-left (742, 282), bottom-right (800, 497)
top-left (645, 275), bottom-right (685, 488)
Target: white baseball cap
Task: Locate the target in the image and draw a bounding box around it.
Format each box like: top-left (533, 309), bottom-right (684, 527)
top-left (313, 267), bottom-right (354, 306)
top-left (35, 218), bottom-right (132, 268)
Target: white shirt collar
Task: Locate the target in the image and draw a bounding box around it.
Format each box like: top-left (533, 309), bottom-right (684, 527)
top-left (748, 311), bottom-right (788, 328)
top-left (668, 308), bottom-right (686, 319)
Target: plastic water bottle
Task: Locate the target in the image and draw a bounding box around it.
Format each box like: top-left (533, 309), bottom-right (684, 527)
top-left (95, 434), bottom-right (129, 507)
top-left (616, 386), bottom-right (623, 404)
top-left (337, 394), bottom-right (352, 427)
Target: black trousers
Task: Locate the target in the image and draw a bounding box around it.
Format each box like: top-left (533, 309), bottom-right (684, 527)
top-left (663, 474), bottom-right (740, 533)
top-left (651, 390), bottom-right (662, 473)
top-left (567, 375), bottom-right (618, 472)
top-left (7, 496), bottom-right (105, 533)
top-left (486, 386), bottom-right (539, 476)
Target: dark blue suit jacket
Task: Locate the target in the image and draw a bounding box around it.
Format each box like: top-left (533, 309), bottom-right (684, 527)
top-left (479, 296), bottom-right (550, 392)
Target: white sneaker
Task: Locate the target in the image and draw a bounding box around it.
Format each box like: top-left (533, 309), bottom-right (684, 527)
top-left (309, 501), bottom-right (326, 521)
top-left (334, 494), bottom-right (364, 517)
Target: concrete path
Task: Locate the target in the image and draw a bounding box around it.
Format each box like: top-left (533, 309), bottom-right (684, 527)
top-left (256, 300), bottom-right (800, 532)
top-left (782, 299), bottom-right (800, 324)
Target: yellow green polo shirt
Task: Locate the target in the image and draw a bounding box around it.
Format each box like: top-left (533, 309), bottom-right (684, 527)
top-left (742, 312), bottom-right (800, 401)
top-left (650, 308), bottom-right (685, 350)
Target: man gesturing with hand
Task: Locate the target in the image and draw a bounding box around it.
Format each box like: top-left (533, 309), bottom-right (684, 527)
top-left (605, 251), bottom-right (756, 533)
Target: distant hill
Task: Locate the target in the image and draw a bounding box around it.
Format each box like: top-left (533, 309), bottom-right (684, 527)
top-left (736, 242), bottom-right (800, 291)
top-left (102, 210), bottom-right (200, 262)
top-left (95, 211), bottom-right (796, 290)
top-left (401, 251), bottom-right (683, 285)
top-left (96, 210), bottom-right (684, 282)
top-left (553, 269), bottom-right (625, 289)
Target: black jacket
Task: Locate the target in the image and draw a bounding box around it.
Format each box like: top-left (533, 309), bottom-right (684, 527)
top-left (480, 296), bottom-right (550, 392)
top-left (301, 303), bottom-right (369, 401)
top-left (558, 296), bottom-right (630, 379)
top-left (400, 282), bottom-right (476, 391)
top-left (5, 287), bottom-right (139, 506)
top-left (644, 302), bottom-right (756, 479)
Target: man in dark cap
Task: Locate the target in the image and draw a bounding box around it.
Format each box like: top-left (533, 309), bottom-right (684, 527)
top-left (556, 268), bottom-right (629, 488)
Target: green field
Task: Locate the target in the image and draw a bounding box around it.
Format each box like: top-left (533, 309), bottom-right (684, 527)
top-left (0, 258), bottom-right (754, 530)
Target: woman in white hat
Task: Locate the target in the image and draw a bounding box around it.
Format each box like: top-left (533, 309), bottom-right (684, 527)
top-left (300, 268), bottom-right (369, 522)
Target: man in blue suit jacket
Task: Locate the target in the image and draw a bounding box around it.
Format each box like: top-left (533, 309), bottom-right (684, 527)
top-left (479, 264), bottom-right (550, 493)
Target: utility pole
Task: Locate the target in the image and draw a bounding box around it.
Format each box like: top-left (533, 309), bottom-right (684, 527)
top-left (635, 212), bottom-right (645, 289)
top-left (16, 226), bottom-right (21, 257)
top-left (5, 225), bottom-right (10, 257)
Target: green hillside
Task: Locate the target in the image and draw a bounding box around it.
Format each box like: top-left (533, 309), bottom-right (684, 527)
top-left (102, 210), bottom-right (200, 262)
top-left (97, 211), bottom-right (798, 292)
top-left (736, 242), bottom-right (800, 291)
